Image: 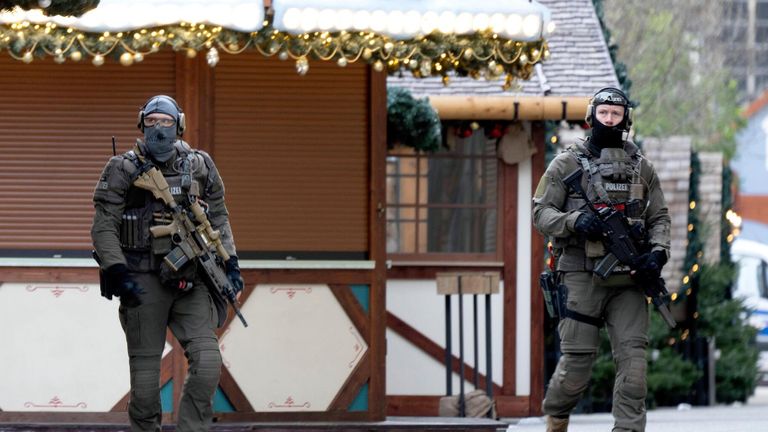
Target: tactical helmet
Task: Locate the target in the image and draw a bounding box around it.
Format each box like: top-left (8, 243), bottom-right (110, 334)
top-left (585, 87), bottom-right (633, 130)
top-left (137, 95), bottom-right (186, 136)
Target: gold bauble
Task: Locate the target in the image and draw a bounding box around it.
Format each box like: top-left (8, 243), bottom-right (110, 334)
top-left (22, 52), bottom-right (33, 63)
top-left (362, 48), bottom-right (372, 60)
top-left (133, 53), bottom-right (144, 62)
top-left (278, 51), bottom-right (289, 61)
top-left (92, 54), bottom-right (104, 66)
top-left (373, 60), bottom-right (384, 72)
top-left (337, 57), bottom-right (348, 67)
top-left (70, 50), bottom-right (82, 61)
top-left (53, 54), bottom-right (65, 64)
top-left (186, 48), bottom-right (197, 58)
top-left (463, 47), bottom-right (474, 60)
top-left (408, 59), bottom-right (418, 69)
top-left (120, 52), bottom-right (134, 66)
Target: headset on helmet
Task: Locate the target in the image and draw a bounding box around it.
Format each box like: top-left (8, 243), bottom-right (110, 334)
top-left (585, 87), bottom-right (633, 130)
top-left (137, 95), bottom-right (186, 136)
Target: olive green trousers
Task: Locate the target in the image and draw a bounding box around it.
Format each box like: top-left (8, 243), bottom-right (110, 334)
top-left (542, 271), bottom-right (649, 432)
top-left (119, 273), bottom-right (222, 432)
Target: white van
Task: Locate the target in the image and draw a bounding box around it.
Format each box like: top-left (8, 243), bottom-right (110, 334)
top-left (731, 238), bottom-right (768, 384)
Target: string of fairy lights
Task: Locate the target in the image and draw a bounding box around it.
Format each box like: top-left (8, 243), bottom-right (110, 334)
top-left (0, 16), bottom-right (549, 85)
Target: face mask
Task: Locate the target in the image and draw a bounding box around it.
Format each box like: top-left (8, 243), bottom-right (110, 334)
top-left (590, 118), bottom-right (624, 149)
top-left (144, 125), bottom-right (177, 162)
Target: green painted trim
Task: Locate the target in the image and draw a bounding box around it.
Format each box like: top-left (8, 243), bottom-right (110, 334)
top-left (350, 284), bottom-right (370, 313)
top-left (213, 386), bottom-right (235, 412)
top-left (160, 380), bottom-right (173, 413)
top-left (348, 383), bottom-right (369, 412)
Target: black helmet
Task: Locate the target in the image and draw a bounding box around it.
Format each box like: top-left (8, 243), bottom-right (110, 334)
top-left (137, 95), bottom-right (186, 136)
top-left (585, 87), bottom-right (632, 130)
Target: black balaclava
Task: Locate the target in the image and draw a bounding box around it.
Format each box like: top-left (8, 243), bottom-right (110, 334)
top-left (139, 95), bottom-right (182, 163)
top-left (587, 88), bottom-right (630, 155)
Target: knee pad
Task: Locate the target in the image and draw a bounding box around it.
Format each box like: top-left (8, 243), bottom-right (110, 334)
top-left (555, 352), bottom-right (595, 396)
top-left (128, 355), bottom-right (162, 399)
top-left (188, 349), bottom-right (222, 381)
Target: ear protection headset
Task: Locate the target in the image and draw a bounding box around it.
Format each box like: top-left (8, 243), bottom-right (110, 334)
top-left (137, 95), bottom-right (186, 136)
top-left (585, 87), bottom-right (633, 130)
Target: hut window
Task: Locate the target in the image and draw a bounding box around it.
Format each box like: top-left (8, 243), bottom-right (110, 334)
top-left (385, 129), bottom-right (500, 260)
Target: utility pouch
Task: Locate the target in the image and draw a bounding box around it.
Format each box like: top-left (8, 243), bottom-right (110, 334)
top-left (120, 207), bottom-right (152, 251)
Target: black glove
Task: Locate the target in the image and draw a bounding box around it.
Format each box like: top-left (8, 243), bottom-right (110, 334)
top-left (631, 250), bottom-right (668, 282)
top-left (573, 212), bottom-right (605, 241)
top-left (225, 256), bottom-right (245, 296)
top-left (104, 263), bottom-right (144, 308)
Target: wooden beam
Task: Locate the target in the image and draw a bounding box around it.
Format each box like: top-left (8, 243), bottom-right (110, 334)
top-left (386, 312), bottom-right (503, 395)
top-left (430, 96), bottom-right (590, 121)
top-left (502, 162), bottom-right (519, 395)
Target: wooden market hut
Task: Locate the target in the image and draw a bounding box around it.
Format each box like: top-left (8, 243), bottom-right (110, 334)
top-left (0, 0), bottom-right (554, 428)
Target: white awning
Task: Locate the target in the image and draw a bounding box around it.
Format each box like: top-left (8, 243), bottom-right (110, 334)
top-left (272, 0), bottom-right (553, 41)
top-left (0, 0), bottom-right (552, 40)
top-left (0, 0), bottom-right (266, 32)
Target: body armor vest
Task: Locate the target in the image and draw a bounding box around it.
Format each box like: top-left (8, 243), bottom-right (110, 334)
top-left (557, 144), bottom-right (648, 273)
top-left (120, 142), bottom-right (204, 273)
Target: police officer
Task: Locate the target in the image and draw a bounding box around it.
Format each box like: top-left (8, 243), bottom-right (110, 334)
top-left (532, 87), bottom-right (671, 432)
top-left (91, 95), bottom-right (244, 431)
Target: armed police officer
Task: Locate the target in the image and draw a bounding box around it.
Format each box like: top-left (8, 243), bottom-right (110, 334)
top-left (533, 88), bottom-right (671, 432)
top-left (91, 95), bottom-right (244, 432)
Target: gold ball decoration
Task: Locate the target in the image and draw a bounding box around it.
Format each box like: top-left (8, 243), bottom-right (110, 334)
top-left (383, 42), bottom-right (394, 53)
top-left (463, 47), bottom-right (474, 60)
top-left (186, 48), bottom-right (197, 59)
top-left (278, 50), bottom-right (289, 61)
top-left (337, 56), bottom-right (348, 67)
top-left (92, 54), bottom-right (104, 66)
top-left (22, 52), bottom-right (33, 63)
top-left (408, 59), bottom-right (418, 70)
top-left (362, 48), bottom-right (372, 60)
top-left (120, 52), bottom-right (134, 66)
top-left (419, 59), bottom-right (431, 76)
top-left (295, 56), bottom-right (309, 75)
top-left (133, 52), bottom-right (144, 63)
top-left (53, 54), bottom-right (65, 64)
top-left (519, 53), bottom-right (528, 65)
top-left (70, 50), bottom-right (82, 61)
top-left (206, 47), bottom-right (219, 67)
top-left (228, 43), bottom-right (239, 51)
top-left (373, 60), bottom-right (384, 72)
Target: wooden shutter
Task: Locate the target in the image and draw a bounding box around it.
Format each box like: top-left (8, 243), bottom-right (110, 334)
top-left (0, 52), bottom-right (176, 255)
top-left (213, 53), bottom-right (370, 255)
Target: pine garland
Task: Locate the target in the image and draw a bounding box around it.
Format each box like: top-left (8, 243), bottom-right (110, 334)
top-left (386, 87), bottom-right (441, 153)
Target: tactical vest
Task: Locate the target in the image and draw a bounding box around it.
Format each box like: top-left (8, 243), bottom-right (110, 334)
top-left (556, 144), bottom-right (648, 273)
top-left (120, 141), bottom-right (205, 273)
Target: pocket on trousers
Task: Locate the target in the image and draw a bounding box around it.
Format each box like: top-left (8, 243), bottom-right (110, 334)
top-left (119, 306), bottom-right (142, 347)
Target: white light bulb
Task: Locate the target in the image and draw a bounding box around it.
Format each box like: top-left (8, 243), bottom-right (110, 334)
top-left (317, 9), bottom-right (335, 31)
top-left (547, 21), bottom-right (557, 35)
top-left (490, 13), bottom-right (506, 33)
top-left (437, 11), bottom-right (456, 34)
top-left (473, 13), bottom-right (490, 31)
top-left (386, 10), bottom-right (405, 35)
top-left (522, 14), bottom-right (541, 38)
top-left (454, 12), bottom-right (473, 34)
top-left (300, 8), bottom-right (319, 32)
top-left (334, 9), bottom-right (354, 31)
top-left (353, 10), bottom-right (371, 31)
top-left (282, 8), bottom-right (302, 31)
top-left (402, 11), bottom-right (421, 34)
top-left (421, 11), bottom-right (439, 34)
top-left (370, 10), bottom-right (388, 32)
top-left (506, 14), bottom-right (522, 37)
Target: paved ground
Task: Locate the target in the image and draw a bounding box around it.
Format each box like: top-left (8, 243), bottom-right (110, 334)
top-left (505, 387), bottom-right (768, 432)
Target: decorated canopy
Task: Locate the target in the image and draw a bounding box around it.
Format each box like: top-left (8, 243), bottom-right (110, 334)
top-left (0, 0), bottom-right (553, 81)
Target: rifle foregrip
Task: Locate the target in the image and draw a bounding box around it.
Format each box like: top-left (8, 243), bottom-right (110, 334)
top-left (150, 223), bottom-right (176, 238)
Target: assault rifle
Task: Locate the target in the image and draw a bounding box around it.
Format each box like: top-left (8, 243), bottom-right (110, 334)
top-left (132, 154), bottom-right (248, 327)
top-left (563, 168), bottom-right (676, 328)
